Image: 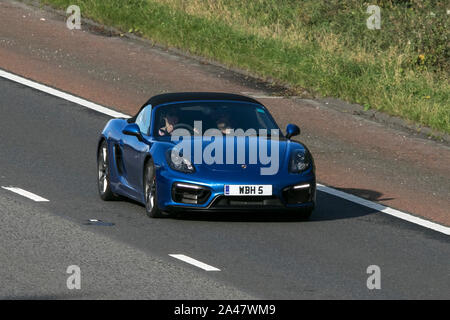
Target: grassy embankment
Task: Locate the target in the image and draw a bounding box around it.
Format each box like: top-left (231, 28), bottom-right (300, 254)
top-left (41, 0), bottom-right (449, 134)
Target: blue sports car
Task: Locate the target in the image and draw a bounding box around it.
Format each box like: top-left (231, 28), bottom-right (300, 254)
top-left (97, 92), bottom-right (316, 219)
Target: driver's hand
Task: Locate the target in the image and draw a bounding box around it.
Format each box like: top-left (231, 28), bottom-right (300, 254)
top-left (159, 127), bottom-right (168, 136)
top-left (164, 118), bottom-right (174, 134)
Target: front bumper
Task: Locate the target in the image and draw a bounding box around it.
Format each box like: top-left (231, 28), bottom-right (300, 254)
top-left (156, 169), bottom-right (316, 212)
top-left (167, 195), bottom-right (315, 213)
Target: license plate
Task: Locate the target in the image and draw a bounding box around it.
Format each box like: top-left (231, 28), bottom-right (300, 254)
top-left (224, 185), bottom-right (272, 196)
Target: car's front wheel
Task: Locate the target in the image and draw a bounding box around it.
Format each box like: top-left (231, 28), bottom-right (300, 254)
top-left (97, 140), bottom-right (115, 201)
top-left (144, 160), bottom-right (167, 218)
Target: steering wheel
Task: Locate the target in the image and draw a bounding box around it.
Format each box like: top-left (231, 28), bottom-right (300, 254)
top-left (172, 123), bottom-right (195, 135)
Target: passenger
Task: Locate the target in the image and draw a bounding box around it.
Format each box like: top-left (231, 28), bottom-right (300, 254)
top-left (216, 112), bottom-right (233, 135)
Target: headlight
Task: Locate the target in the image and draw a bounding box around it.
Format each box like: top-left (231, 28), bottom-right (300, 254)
top-left (165, 149), bottom-right (195, 173)
top-left (289, 150), bottom-right (311, 173)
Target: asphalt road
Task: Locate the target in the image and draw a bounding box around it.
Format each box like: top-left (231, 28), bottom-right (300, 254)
top-left (0, 78), bottom-right (449, 299)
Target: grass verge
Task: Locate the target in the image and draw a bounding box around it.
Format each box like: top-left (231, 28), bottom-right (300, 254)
top-left (41, 0), bottom-right (449, 133)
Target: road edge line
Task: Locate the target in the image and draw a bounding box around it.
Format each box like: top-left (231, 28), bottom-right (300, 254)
top-left (317, 184), bottom-right (449, 235)
top-left (0, 68), bottom-right (130, 119)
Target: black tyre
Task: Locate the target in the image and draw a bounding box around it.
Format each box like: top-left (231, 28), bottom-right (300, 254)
top-left (144, 159), bottom-right (166, 218)
top-left (97, 140), bottom-right (115, 201)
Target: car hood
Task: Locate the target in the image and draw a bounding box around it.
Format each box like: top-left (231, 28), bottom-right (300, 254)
top-left (162, 136), bottom-right (305, 175)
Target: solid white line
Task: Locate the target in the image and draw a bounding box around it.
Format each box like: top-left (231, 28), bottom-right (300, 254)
top-left (317, 184), bottom-right (450, 235)
top-left (1, 187), bottom-right (49, 202)
top-left (0, 68), bottom-right (447, 235)
top-left (0, 69), bottom-right (130, 119)
top-left (169, 254), bottom-right (221, 271)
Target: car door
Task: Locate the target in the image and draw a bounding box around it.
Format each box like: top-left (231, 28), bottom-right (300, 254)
top-left (120, 105), bottom-right (152, 195)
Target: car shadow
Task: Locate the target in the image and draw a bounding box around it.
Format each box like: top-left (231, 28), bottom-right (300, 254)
top-left (330, 187), bottom-right (394, 202)
top-left (174, 210), bottom-right (312, 222)
top-left (118, 187), bottom-right (391, 223)
top-left (310, 187), bottom-right (391, 222)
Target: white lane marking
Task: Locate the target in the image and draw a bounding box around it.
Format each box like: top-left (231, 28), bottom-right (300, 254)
top-left (1, 187), bottom-right (49, 202)
top-left (0, 69), bottom-right (130, 119)
top-left (0, 68), bottom-right (448, 235)
top-left (169, 254), bottom-right (221, 271)
top-left (317, 184), bottom-right (450, 236)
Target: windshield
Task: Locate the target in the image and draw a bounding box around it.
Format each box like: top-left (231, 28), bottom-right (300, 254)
top-left (153, 101), bottom-right (280, 137)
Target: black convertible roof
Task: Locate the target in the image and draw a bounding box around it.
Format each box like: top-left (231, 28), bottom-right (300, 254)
top-left (144, 92), bottom-right (261, 108)
top-left (128, 92), bottom-right (262, 122)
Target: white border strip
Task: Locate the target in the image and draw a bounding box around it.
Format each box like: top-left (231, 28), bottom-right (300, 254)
top-left (317, 184), bottom-right (450, 235)
top-left (0, 69), bottom-right (130, 119)
top-left (169, 254), bottom-right (221, 271)
top-left (0, 68), bottom-right (448, 235)
top-left (2, 187), bottom-right (49, 202)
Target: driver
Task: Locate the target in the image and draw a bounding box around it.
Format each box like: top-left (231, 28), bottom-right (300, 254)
top-left (158, 111), bottom-right (179, 136)
top-left (216, 112), bottom-right (233, 135)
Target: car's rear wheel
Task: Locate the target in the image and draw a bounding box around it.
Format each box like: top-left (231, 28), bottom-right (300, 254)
top-left (144, 160), bottom-right (167, 218)
top-left (98, 140), bottom-right (115, 201)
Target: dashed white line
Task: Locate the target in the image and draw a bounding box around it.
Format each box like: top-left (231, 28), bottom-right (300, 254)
top-left (169, 254), bottom-right (221, 271)
top-left (317, 184), bottom-right (450, 236)
top-left (1, 187), bottom-right (49, 202)
top-left (0, 68), bottom-right (448, 235)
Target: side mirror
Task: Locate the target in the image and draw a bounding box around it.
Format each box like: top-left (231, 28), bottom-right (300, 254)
top-left (286, 124), bottom-right (300, 139)
top-left (122, 123), bottom-right (143, 141)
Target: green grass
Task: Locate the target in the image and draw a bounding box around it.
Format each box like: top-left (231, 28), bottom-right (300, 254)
top-left (41, 0), bottom-right (449, 133)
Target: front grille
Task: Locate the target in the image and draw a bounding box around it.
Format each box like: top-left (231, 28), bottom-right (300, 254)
top-left (212, 196), bottom-right (283, 208)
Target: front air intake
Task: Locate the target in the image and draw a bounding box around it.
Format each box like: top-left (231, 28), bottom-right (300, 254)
top-left (171, 183), bottom-right (211, 205)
